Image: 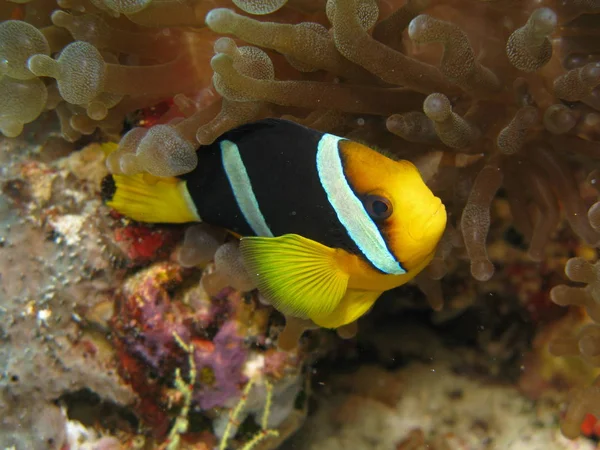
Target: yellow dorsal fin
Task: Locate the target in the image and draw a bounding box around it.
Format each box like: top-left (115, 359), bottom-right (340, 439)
top-left (239, 234), bottom-right (349, 321)
top-left (313, 289), bottom-right (382, 329)
top-left (104, 173), bottom-right (200, 224)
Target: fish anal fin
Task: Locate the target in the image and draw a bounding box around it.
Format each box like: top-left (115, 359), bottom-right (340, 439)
top-left (239, 234), bottom-right (350, 321)
top-left (314, 289), bottom-right (382, 329)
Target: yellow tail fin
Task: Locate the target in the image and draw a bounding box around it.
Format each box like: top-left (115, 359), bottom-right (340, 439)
top-left (102, 173), bottom-right (201, 224)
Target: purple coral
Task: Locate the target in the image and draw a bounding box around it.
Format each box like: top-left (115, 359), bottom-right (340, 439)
top-left (193, 321), bottom-right (248, 410)
top-left (111, 263), bottom-right (250, 433)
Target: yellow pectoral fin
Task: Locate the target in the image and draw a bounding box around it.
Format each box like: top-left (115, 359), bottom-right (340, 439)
top-left (313, 289), bottom-right (383, 329)
top-left (239, 234), bottom-right (350, 321)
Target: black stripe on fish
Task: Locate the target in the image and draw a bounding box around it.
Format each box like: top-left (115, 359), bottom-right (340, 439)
top-left (181, 119), bottom-right (361, 255)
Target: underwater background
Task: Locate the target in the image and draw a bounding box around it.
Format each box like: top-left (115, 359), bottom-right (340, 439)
top-left (2, 0), bottom-right (600, 448)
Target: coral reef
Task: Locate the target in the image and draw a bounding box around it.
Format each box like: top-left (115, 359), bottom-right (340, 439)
top-left (548, 254), bottom-right (600, 439)
top-left (282, 360), bottom-right (596, 450)
top-left (0, 132), bottom-right (308, 449)
top-left (110, 261), bottom-right (274, 436)
top-left (4, 0), bottom-right (600, 446)
top-left (0, 136), bottom-right (136, 449)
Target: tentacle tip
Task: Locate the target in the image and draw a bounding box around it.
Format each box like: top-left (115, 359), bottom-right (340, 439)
top-left (210, 53), bottom-right (230, 72)
top-left (205, 8), bottom-right (233, 30)
top-left (407, 14), bottom-right (430, 40)
top-left (549, 285), bottom-right (568, 305)
top-left (560, 421), bottom-right (583, 441)
top-left (471, 259), bottom-right (494, 281)
top-left (527, 249), bottom-right (544, 262)
top-left (582, 62), bottom-right (600, 83)
top-left (50, 9), bottom-right (69, 26)
top-left (27, 54), bottom-right (55, 78)
top-left (531, 7), bottom-right (557, 34)
top-left (430, 301), bottom-right (444, 312)
top-left (213, 37), bottom-right (237, 55)
top-left (423, 93), bottom-right (451, 122)
top-left (336, 322), bottom-right (358, 340)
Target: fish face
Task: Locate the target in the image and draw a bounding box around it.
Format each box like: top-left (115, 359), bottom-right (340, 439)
top-left (339, 141), bottom-right (447, 273)
top-left (392, 178), bottom-right (447, 270)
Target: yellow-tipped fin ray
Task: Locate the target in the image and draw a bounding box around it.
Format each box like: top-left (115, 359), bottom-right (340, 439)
top-left (239, 234), bottom-right (349, 321)
top-left (105, 173), bottom-right (200, 223)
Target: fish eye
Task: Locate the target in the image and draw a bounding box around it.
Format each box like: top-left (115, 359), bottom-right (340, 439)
top-left (364, 195), bottom-right (393, 221)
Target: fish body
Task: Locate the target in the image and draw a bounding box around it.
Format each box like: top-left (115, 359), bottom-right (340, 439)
top-left (104, 119), bottom-right (446, 329)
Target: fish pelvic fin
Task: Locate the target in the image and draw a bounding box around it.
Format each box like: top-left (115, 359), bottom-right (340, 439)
top-left (102, 173), bottom-right (200, 224)
top-left (239, 234), bottom-right (350, 321)
top-left (313, 289), bottom-right (382, 329)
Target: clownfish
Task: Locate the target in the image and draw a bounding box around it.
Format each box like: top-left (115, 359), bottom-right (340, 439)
top-left (103, 119), bottom-right (446, 331)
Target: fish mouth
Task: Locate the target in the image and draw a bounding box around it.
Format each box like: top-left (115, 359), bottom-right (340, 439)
top-left (430, 198), bottom-right (443, 216)
top-left (428, 199), bottom-right (446, 232)
top-left (408, 198), bottom-right (445, 241)
top-left (431, 199), bottom-right (445, 220)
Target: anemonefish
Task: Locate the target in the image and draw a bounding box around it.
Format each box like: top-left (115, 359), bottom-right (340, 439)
top-left (103, 119), bottom-right (446, 330)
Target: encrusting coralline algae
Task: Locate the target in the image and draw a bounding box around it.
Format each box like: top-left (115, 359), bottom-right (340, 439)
top-left (3, 0), bottom-right (600, 448)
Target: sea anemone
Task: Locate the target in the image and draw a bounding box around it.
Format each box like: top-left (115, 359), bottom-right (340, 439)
top-left (3, 0), bottom-right (600, 440)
